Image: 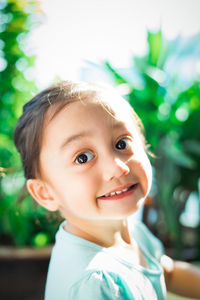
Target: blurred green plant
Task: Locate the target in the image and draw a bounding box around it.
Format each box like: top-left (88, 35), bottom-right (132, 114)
top-left (0, 0), bottom-right (60, 247)
top-left (104, 31), bottom-right (200, 260)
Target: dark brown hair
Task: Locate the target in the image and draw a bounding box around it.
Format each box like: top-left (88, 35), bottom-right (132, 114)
top-left (14, 80), bottom-right (146, 179)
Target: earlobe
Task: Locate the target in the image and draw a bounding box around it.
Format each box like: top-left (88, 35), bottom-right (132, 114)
top-left (26, 179), bottom-right (59, 211)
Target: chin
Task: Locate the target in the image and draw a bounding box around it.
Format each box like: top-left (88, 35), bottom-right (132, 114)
top-left (106, 201), bottom-right (145, 220)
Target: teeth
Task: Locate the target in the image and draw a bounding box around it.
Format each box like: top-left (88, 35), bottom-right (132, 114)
top-left (104, 187), bottom-right (130, 197)
top-left (110, 192), bottom-right (116, 196)
top-left (122, 187), bottom-right (129, 192)
top-left (115, 191), bottom-right (122, 195)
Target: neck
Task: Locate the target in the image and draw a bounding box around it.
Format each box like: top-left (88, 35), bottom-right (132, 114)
top-left (64, 218), bottom-right (132, 248)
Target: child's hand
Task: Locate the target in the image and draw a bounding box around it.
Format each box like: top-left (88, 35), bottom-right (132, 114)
top-left (161, 254), bottom-right (200, 299)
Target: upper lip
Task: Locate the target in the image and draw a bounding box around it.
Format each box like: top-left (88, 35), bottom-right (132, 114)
top-left (97, 183), bottom-right (136, 198)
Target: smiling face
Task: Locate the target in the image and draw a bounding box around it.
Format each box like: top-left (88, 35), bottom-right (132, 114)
top-left (34, 95), bottom-right (152, 226)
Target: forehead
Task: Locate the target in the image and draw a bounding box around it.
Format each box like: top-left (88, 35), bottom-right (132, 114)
top-left (44, 93), bottom-right (137, 135)
top-left (40, 102), bottom-right (136, 165)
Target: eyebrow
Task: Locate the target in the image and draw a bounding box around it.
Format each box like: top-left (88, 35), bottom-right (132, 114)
top-left (60, 122), bottom-right (127, 150)
top-left (60, 132), bottom-right (91, 150)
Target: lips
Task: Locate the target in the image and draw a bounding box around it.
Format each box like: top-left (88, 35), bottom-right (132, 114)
top-left (97, 184), bottom-right (138, 200)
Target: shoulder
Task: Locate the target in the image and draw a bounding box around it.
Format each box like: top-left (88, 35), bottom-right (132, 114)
top-left (67, 264), bottom-right (158, 300)
top-left (132, 220), bottom-right (165, 261)
top-left (68, 269), bottom-right (138, 300)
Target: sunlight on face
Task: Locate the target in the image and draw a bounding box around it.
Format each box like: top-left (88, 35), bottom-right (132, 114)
top-left (39, 97), bottom-right (152, 224)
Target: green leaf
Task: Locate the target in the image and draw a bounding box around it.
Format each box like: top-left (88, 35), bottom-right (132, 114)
top-left (164, 142), bottom-right (196, 169)
top-left (183, 140), bottom-right (200, 156)
top-left (104, 61), bottom-right (129, 84)
top-left (32, 232), bottom-right (50, 247)
top-left (147, 30), bottom-right (163, 67)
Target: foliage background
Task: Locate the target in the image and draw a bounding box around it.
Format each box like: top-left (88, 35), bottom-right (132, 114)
top-left (0, 0), bottom-right (200, 261)
top-left (0, 0), bottom-right (60, 247)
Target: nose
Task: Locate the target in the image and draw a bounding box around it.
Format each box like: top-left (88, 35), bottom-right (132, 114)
top-left (102, 156), bottom-right (130, 182)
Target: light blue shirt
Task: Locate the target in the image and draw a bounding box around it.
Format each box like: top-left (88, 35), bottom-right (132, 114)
top-left (45, 221), bottom-right (166, 299)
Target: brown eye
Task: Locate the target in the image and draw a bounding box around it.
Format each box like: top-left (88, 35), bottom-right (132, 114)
top-left (115, 138), bottom-right (129, 150)
top-left (75, 152), bottom-right (94, 164)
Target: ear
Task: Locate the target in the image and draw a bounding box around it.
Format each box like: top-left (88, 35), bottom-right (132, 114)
top-left (27, 179), bottom-right (59, 212)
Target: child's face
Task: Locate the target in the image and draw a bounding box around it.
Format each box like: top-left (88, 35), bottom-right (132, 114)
top-left (36, 96), bottom-right (152, 223)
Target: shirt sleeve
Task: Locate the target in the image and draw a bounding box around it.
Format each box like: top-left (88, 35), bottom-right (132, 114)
top-left (67, 270), bottom-right (135, 300)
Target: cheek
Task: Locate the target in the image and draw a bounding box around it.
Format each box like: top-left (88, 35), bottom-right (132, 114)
top-left (58, 171), bottom-right (99, 201)
top-left (146, 160), bottom-right (152, 188)
top-left (142, 156), bottom-right (152, 192)
top-left (133, 152), bottom-right (152, 192)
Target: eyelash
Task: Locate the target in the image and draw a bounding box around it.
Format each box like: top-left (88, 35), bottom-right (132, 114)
top-left (74, 136), bottom-right (133, 165)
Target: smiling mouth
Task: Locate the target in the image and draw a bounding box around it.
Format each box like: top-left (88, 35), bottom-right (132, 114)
top-left (97, 184), bottom-right (138, 200)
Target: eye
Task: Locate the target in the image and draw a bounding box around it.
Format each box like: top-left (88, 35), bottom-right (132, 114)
top-left (75, 152), bottom-right (94, 164)
top-left (115, 138), bottom-right (130, 150)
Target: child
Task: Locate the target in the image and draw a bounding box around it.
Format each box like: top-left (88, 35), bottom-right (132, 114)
top-left (14, 81), bottom-right (200, 299)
